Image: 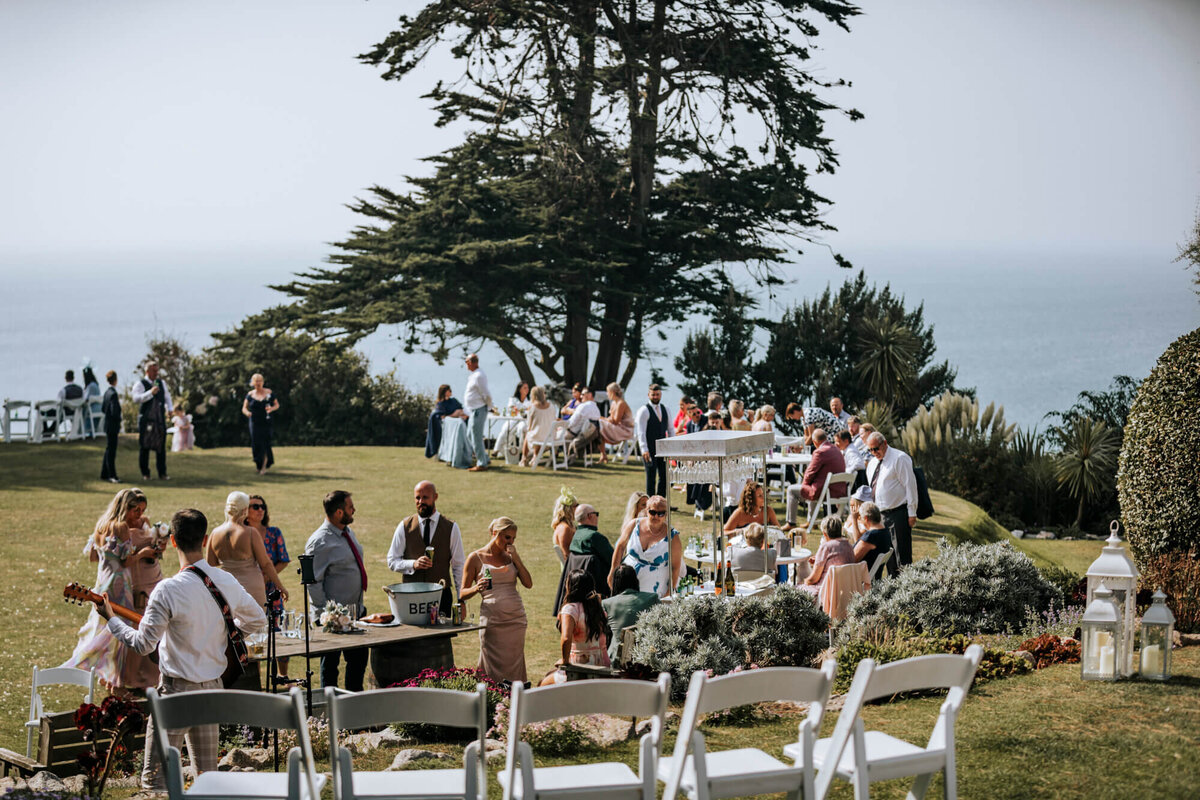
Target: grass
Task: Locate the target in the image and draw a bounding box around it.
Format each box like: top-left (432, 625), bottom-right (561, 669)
top-left (5, 438), bottom-right (1191, 799)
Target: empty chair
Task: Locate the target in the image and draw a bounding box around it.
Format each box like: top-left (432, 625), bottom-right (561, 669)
top-left (660, 662), bottom-right (836, 800)
top-left (26, 665), bottom-right (95, 757)
top-left (867, 549), bottom-right (894, 584)
top-left (146, 686), bottom-right (324, 800)
top-left (805, 472), bottom-right (857, 536)
top-left (2, 400), bottom-right (32, 443)
top-left (783, 645), bottom-right (984, 800)
top-left (499, 673), bottom-right (670, 800)
top-left (327, 684), bottom-right (487, 800)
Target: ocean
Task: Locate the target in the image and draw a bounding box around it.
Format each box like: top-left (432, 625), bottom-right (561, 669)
top-left (1, 246), bottom-right (1195, 433)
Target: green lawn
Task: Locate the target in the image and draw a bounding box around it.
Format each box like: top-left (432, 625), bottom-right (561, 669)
top-left (4, 438), bottom-right (1193, 799)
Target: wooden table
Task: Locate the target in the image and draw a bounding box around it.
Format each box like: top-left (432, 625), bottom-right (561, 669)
top-left (250, 621), bottom-right (482, 662)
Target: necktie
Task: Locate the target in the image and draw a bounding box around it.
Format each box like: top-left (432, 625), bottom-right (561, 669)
top-left (341, 529), bottom-right (368, 591)
top-left (422, 517), bottom-right (432, 547)
top-left (870, 459), bottom-right (881, 492)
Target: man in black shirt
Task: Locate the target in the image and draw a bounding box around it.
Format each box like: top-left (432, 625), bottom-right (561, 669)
top-left (100, 370), bottom-right (122, 483)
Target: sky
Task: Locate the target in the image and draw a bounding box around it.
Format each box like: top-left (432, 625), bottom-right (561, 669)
top-left (1, 0), bottom-right (1198, 424)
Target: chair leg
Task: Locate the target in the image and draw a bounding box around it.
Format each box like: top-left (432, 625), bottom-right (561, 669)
top-left (852, 768), bottom-right (870, 800)
top-left (907, 772), bottom-right (934, 800)
top-left (942, 764), bottom-right (956, 800)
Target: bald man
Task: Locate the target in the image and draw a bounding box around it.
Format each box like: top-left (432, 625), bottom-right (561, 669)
top-left (387, 480), bottom-right (465, 612)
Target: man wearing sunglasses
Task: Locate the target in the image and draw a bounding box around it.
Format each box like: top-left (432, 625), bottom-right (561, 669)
top-left (864, 432), bottom-right (918, 574)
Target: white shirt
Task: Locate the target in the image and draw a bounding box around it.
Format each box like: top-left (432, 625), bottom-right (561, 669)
top-left (834, 409), bottom-right (851, 424)
top-left (567, 399), bottom-right (601, 434)
top-left (839, 442), bottom-right (865, 473)
top-left (107, 562), bottom-right (266, 683)
top-left (131, 375), bottom-right (173, 412)
top-left (463, 368), bottom-right (491, 411)
top-left (386, 511), bottom-right (465, 595)
top-left (867, 445), bottom-right (918, 517)
top-left (634, 402), bottom-right (671, 453)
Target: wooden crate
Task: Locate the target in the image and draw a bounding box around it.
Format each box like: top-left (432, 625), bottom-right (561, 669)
top-left (36, 707), bottom-right (147, 779)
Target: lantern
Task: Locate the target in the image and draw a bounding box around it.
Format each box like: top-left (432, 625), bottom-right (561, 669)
top-left (1081, 582), bottom-right (1122, 681)
top-left (1085, 520), bottom-right (1138, 677)
top-left (1139, 589), bottom-right (1175, 681)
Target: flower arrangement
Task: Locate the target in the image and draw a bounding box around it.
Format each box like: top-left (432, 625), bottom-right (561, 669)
top-left (319, 600), bottom-right (354, 632)
top-left (74, 695), bottom-right (146, 799)
top-left (150, 521), bottom-right (171, 551)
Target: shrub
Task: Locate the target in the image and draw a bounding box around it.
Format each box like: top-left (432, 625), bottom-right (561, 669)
top-left (832, 631), bottom-right (1030, 694)
top-left (276, 715), bottom-right (330, 762)
top-left (1037, 564), bottom-right (1085, 606)
top-left (840, 540), bottom-right (1062, 640)
top-left (387, 667), bottom-right (509, 742)
top-left (630, 586), bottom-right (829, 699)
top-left (1017, 634), bottom-right (1081, 669)
top-left (1138, 552), bottom-right (1200, 633)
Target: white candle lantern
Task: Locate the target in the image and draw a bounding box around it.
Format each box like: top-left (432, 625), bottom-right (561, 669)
top-left (1085, 520), bottom-right (1138, 677)
top-left (1139, 589), bottom-right (1175, 681)
top-left (1081, 582), bottom-right (1122, 681)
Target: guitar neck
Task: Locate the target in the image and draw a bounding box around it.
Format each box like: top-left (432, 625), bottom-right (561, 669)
top-left (111, 602), bottom-right (143, 626)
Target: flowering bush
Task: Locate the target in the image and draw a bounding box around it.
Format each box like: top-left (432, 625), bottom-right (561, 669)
top-left (73, 695), bottom-right (145, 799)
top-left (276, 715), bottom-right (330, 762)
top-left (385, 668), bottom-right (509, 741)
top-left (1018, 634), bottom-right (1081, 669)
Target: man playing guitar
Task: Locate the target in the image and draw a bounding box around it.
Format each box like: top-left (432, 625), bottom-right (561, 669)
top-left (93, 508), bottom-right (266, 791)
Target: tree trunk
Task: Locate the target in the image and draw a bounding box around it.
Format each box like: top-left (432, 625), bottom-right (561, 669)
top-left (1074, 495), bottom-right (1085, 530)
top-left (495, 339), bottom-right (540, 388)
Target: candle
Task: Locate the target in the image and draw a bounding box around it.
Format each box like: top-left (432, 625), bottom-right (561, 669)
top-left (1099, 645), bottom-right (1116, 677)
top-left (1141, 645), bottom-right (1163, 675)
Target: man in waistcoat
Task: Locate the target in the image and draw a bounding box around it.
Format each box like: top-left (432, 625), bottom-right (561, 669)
top-left (132, 361), bottom-right (171, 481)
top-left (387, 480), bottom-right (465, 614)
top-left (635, 384), bottom-right (672, 497)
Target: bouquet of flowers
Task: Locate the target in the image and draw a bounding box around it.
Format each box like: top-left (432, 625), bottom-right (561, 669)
top-left (320, 600), bottom-right (354, 633)
top-left (150, 521), bottom-right (171, 551)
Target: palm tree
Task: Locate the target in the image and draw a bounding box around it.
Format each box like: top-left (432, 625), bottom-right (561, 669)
top-left (855, 317), bottom-right (919, 405)
top-left (1054, 417), bottom-right (1120, 528)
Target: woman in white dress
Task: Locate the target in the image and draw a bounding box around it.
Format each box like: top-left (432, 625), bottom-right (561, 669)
top-left (521, 385), bottom-right (559, 466)
top-left (609, 495), bottom-right (682, 597)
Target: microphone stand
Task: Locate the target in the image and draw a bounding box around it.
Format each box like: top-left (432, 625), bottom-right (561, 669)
top-left (297, 554), bottom-right (316, 718)
top-left (265, 589), bottom-right (282, 772)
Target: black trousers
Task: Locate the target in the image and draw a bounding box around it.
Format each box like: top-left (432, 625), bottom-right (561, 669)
top-left (644, 454), bottom-right (667, 497)
top-left (139, 445), bottom-right (167, 478)
top-left (321, 648), bottom-right (369, 693)
top-left (249, 419), bottom-right (274, 470)
top-left (882, 505), bottom-right (913, 575)
top-left (101, 429), bottom-right (119, 479)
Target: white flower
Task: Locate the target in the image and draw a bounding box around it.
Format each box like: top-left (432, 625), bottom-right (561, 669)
top-left (319, 612), bottom-right (331, 626)
top-left (336, 614), bottom-right (351, 627)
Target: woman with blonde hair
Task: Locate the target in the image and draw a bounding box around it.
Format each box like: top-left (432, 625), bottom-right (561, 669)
top-left (751, 404), bottom-right (776, 432)
top-left (461, 516), bottom-right (532, 682)
top-left (206, 491), bottom-right (288, 610)
top-left (597, 382), bottom-right (634, 463)
top-left (728, 399), bottom-right (752, 431)
top-left (723, 481), bottom-right (779, 532)
top-left (521, 385), bottom-right (558, 466)
top-left (242, 373), bottom-right (280, 474)
top-left (550, 486), bottom-right (578, 556)
top-left (62, 488), bottom-right (161, 689)
top-left (622, 491), bottom-right (649, 529)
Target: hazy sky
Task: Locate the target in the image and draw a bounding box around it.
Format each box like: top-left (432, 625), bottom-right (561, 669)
top-left (2, 0), bottom-right (1198, 266)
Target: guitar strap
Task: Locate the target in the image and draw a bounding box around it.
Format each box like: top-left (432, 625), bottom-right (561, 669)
top-left (184, 565), bottom-right (249, 687)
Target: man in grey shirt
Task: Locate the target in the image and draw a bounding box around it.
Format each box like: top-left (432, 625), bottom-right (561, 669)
top-left (304, 490), bottom-right (369, 691)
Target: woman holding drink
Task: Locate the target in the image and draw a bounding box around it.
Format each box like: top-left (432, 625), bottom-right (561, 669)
top-left (462, 517), bottom-right (532, 683)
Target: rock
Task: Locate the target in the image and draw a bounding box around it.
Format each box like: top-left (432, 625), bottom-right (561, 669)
top-left (1178, 632), bottom-right (1200, 648)
top-left (385, 749), bottom-right (453, 771)
top-left (485, 748), bottom-right (506, 763)
top-left (484, 737), bottom-right (505, 752)
top-left (63, 774), bottom-right (88, 793)
top-left (635, 711), bottom-right (679, 736)
top-left (0, 777), bottom-right (24, 793)
top-left (590, 714), bottom-right (635, 746)
top-left (27, 771), bottom-right (67, 792)
top-left (219, 747), bottom-right (272, 771)
top-left (1011, 530), bottom-right (1025, 539)
top-left (108, 772), bottom-right (143, 788)
top-left (1035, 531), bottom-right (1057, 540)
top-left (1012, 650), bottom-right (1037, 668)
top-left (343, 731), bottom-right (386, 755)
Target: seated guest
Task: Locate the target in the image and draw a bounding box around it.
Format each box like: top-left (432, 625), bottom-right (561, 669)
top-left (728, 399), bottom-right (752, 431)
top-left (424, 384), bottom-right (469, 458)
top-left (835, 429), bottom-right (865, 473)
top-left (672, 395), bottom-right (693, 431)
top-left (800, 516), bottom-right (856, 596)
top-left (564, 387), bottom-right (602, 461)
top-left (706, 391), bottom-right (725, 422)
top-left (853, 502), bottom-right (894, 576)
top-left (858, 422), bottom-right (876, 459)
top-left (601, 564), bottom-right (659, 663)
top-left (560, 383), bottom-right (584, 420)
top-left (597, 382), bottom-right (635, 462)
top-left (541, 570), bottom-right (612, 685)
top-left (783, 429), bottom-right (846, 531)
top-left (847, 416), bottom-right (867, 459)
top-left (724, 481), bottom-right (779, 532)
top-left (751, 404), bottom-right (775, 432)
top-left (521, 385), bottom-right (559, 466)
top-left (844, 486), bottom-right (873, 543)
top-left (508, 381), bottom-right (532, 414)
top-left (675, 401), bottom-right (704, 435)
top-left (58, 369), bottom-right (84, 402)
top-left (706, 410), bottom-right (725, 431)
top-left (732, 523), bottom-right (777, 577)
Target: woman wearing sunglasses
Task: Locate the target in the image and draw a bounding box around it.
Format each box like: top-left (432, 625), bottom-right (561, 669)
top-left (608, 494), bottom-right (682, 598)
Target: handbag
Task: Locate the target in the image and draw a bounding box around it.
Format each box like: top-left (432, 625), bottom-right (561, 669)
top-left (185, 565), bottom-right (249, 688)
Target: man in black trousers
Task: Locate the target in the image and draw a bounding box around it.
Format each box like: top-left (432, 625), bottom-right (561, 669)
top-left (635, 384), bottom-right (672, 497)
top-left (100, 370), bottom-right (121, 483)
top-left (132, 361), bottom-right (171, 481)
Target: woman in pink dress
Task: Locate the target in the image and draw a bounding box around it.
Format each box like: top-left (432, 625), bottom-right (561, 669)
top-left (597, 382), bottom-right (634, 463)
top-left (800, 516), bottom-right (856, 596)
top-left (461, 517), bottom-right (533, 683)
top-left (541, 570), bottom-right (611, 685)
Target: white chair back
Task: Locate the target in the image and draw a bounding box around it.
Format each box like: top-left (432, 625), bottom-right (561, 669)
top-left (27, 665), bottom-right (95, 757)
top-left (31, 400), bottom-right (60, 444)
top-left (813, 658), bottom-right (877, 800)
top-left (868, 547), bottom-right (894, 582)
top-left (3, 400), bottom-right (32, 443)
top-left (61, 397), bottom-right (88, 440)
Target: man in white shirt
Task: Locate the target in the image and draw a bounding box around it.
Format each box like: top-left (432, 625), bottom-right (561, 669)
top-left (387, 480), bottom-right (465, 614)
top-left (97, 508), bottom-right (266, 790)
top-left (564, 387), bottom-right (601, 462)
top-left (829, 396), bottom-right (851, 425)
top-left (635, 384), bottom-right (672, 496)
top-left (865, 432), bottom-right (918, 574)
top-left (835, 429), bottom-right (865, 473)
top-left (462, 353), bottom-right (492, 472)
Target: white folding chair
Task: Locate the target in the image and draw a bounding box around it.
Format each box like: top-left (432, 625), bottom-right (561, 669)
top-left (31, 400), bottom-right (61, 444)
top-left (327, 684), bottom-right (487, 800)
top-left (3, 400), bottom-right (32, 443)
top-left (87, 397), bottom-right (105, 439)
top-left (26, 665), bottom-right (95, 757)
top-left (818, 562), bottom-right (871, 623)
top-left (867, 549), bottom-right (894, 583)
top-left (530, 421), bottom-right (570, 471)
top-left (60, 397), bottom-right (88, 441)
top-left (784, 645), bottom-right (984, 800)
top-left (660, 660), bottom-right (873, 800)
top-left (146, 686), bottom-right (325, 800)
top-left (804, 472), bottom-right (856, 536)
top-left (499, 673), bottom-right (671, 800)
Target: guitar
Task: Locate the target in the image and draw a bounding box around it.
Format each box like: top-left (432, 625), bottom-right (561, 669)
top-left (63, 582), bottom-right (247, 687)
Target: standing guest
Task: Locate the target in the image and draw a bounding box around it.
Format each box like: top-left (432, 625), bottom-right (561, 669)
top-left (560, 383), bottom-right (584, 420)
top-left (171, 404), bottom-right (194, 452)
top-left (132, 362), bottom-right (171, 481)
top-left (847, 416), bottom-right (867, 460)
top-left (564, 503), bottom-right (614, 599)
top-left (706, 410), bottom-right (725, 430)
top-left (783, 429), bottom-right (847, 531)
top-left (100, 370), bottom-right (122, 483)
top-left (835, 429), bottom-right (865, 474)
top-left (242, 373), bottom-right (279, 474)
top-left (305, 490), bottom-right (369, 691)
top-left (424, 384), bottom-right (469, 458)
top-left (853, 501), bottom-right (895, 576)
top-left (622, 491), bottom-right (649, 530)
top-left (387, 480), bottom-right (466, 614)
top-left (844, 486), bottom-right (873, 543)
top-left (541, 570), bottom-right (611, 685)
top-left (802, 406), bottom-right (845, 437)
top-left (751, 404), bottom-right (776, 432)
top-left (609, 495), bottom-right (682, 598)
top-left (62, 488), bottom-right (159, 690)
top-left (732, 523), bottom-right (778, 577)
top-left (675, 401), bottom-right (704, 435)
top-left (461, 516), bottom-right (532, 683)
top-left (508, 381), bottom-right (532, 414)
top-left (205, 491), bottom-right (289, 611)
top-left (672, 395), bottom-right (693, 431)
top-left (82, 365), bottom-right (102, 437)
top-left (520, 385), bottom-right (558, 466)
top-left (597, 382), bottom-right (634, 462)
top-left (706, 391), bottom-right (725, 423)
top-left (124, 504), bottom-right (165, 690)
top-left (728, 399), bottom-right (752, 431)
top-left (866, 433), bottom-right (918, 571)
top-left (800, 516), bottom-right (856, 596)
top-left (550, 487), bottom-right (578, 556)
top-left (95, 508), bottom-right (266, 791)
top-left (858, 422), bottom-right (876, 457)
top-left (248, 493), bottom-right (290, 676)
top-left (601, 564), bottom-right (659, 663)
top-left (830, 397), bottom-right (851, 425)
top-left (776, 403), bottom-right (806, 438)
top-left (724, 482), bottom-right (779, 532)
top-left (635, 384), bottom-right (672, 497)
top-left (463, 353), bottom-right (493, 472)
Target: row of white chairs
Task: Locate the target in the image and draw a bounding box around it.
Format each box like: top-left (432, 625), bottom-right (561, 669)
top-left (527, 420), bottom-right (638, 471)
top-left (138, 644), bottom-right (983, 800)
top-left (2, 398), bottom-right (103, 443)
